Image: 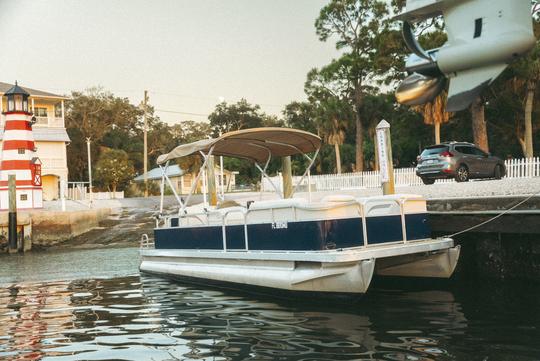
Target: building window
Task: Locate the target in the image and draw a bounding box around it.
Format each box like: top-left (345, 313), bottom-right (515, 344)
top-left (18, 148), bottom-right (25, 155)
top-left (33, 107), bottom-right (48, 117)
top-left (54, 103), bottom-right (62, 118)
top-left (20, 194), bottom-right (27, 201)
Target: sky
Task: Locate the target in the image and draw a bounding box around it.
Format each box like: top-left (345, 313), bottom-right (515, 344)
top-left (0, 0), bottom-right (338, 124)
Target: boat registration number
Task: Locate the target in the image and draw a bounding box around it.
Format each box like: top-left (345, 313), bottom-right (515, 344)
top-left (272, 221), bottom-right (288, 229)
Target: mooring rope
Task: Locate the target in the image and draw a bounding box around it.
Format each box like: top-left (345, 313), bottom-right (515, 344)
top-left (445, 190), bottom-right (540, 238)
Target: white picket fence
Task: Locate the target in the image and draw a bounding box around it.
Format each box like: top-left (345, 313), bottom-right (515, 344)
top-left (261, 157), bottom-right (540, 192)
top-left (67, 183), bottom-right (124, 200)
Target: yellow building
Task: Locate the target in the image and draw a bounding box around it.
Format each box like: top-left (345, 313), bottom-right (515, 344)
top-left (0, 82), bottom-right (69, 201)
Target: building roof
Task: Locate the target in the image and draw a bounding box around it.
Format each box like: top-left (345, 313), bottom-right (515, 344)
top-left (134, 165), bottom-right (185, 182)
top-left (0, 82), bottom-right (68, 100)
top-left (0, 127), bottom-right (71, 142)
top-left (4, 82), bottom-right (29, 96)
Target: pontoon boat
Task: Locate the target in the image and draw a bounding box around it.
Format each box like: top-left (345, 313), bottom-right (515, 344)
top-left (139, 128), bottom-right (460, 295)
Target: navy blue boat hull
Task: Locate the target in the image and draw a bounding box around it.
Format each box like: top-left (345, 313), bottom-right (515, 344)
top-left (154, 214), bottom-right (431, 251)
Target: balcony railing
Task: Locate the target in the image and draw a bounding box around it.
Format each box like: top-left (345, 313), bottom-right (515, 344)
top-left (35, 116), bottom-right (49, 125)
top-left (0, 114), bottom-right (64, 128)
top-left (33, 116), bottom-right (64, 127)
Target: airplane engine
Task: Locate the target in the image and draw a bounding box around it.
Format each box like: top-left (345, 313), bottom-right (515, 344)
top-left (395, 0), bottom-right (536, 111)
top-left (395, 73), bottom-right (446, 106)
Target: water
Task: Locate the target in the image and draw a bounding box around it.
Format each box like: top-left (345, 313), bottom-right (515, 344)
top-left (0, 248), bottom-right (539, 361)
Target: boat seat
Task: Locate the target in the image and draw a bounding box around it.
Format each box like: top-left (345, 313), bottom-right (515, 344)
top-left (321, 194), bottom-right (356, 203)
top-left (249, 198), bottom-right (307, 210)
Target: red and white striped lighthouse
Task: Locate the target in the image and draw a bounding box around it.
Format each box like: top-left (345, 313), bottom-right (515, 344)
top-left (0, 82), bottom-right (43, 209)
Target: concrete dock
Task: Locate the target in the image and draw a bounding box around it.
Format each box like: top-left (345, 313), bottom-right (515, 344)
top-left (428, 196), bottom-right (540, 281)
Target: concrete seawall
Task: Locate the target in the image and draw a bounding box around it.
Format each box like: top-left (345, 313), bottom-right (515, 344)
top-left (428, 196), bottom-right (540, 282)
top-left (0, 208), bottom-right (111, 251)
top-left (31, 208), bottom-right (111, 246)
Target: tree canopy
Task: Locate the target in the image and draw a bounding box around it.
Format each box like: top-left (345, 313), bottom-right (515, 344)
top-left (63, 2), bottom-right (540, 192)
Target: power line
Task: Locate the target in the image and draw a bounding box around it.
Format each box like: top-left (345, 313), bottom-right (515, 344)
top-left (148, 89), bottom-right (285, 108)
top-left (154, 108), bottom-right (210, 117)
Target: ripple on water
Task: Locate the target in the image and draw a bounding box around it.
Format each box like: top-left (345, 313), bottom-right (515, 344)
top-left (0, 273), bottom-right (539, 360)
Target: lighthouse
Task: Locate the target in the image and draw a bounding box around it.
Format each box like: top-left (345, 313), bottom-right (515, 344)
top-left (0, 82), bottom-right (43, 210)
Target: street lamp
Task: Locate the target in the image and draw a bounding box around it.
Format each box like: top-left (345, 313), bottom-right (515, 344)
top-left (86, 137), bottom-right (93, 206)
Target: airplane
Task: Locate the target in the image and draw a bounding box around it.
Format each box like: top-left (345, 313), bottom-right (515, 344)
top-left (394, 0), bottom-right (537, 112)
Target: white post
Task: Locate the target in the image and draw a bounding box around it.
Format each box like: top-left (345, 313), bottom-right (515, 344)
top-left (31, 98), bottom-right (35, 113)
top-left (143, 90), bottom-right (148, 198)
top-left (376, 120), bottom-right (395, 195)
top-left (60, 179), bottom-right (66, 211)
top-left (307, 169), bottom-right (312, 202)
top-left (220, 155), bottom-right (224, 199)
top-left (202, 169), bottom-right (208, 207)
top-left (86, 137), bottom-right (93, 206)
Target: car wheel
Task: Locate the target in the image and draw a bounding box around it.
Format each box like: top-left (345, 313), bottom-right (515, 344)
top-left (455, 165), bottom-right (469, 182)
top-left (421, 177), bottom-right (435, 185)
top-left (494, 165), bottom-right (503, 180)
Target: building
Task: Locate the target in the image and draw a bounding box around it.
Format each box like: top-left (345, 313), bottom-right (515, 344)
top-left (134, 165), bottom-right (237, 195)
top-left (0, 82), bottom-right (70, 201)
top-left (0, 83), bottom-right (43, 209)
top-left (134, 164), bottom-right (185, 193)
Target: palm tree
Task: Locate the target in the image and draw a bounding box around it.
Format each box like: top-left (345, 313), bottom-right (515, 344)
top-left (413, 91), bottom-right (452, 144)
top-left (515, 42), bottom-right (540, 157)
top-left (317, 97), bottom-right (349, 174)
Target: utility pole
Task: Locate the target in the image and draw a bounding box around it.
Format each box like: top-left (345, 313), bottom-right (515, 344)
top-left (143, 90), bottom-right (149, 198)
top-left (86, 137), bottom-right (93, 206)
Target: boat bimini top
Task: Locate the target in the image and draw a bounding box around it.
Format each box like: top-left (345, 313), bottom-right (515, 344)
top-left (156, 127), bottom-right (322, 214)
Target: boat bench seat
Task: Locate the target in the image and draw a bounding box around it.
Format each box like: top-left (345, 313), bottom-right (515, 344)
top-left (320, 194), bottom-right (357, 203)
top-left (249, 198), bottom-right (307, 210)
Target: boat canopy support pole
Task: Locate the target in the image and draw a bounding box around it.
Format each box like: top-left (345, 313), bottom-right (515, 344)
top-left (292, 148), bottom-right (319, 196)
top-left (160, 162), bottom-right (185, 212)
top-left (181, 147), bottom-right (214, 214)
top-left (159, 163), bottom-right (167, 214)
top-left (255, 158), bottom-right (283, 199)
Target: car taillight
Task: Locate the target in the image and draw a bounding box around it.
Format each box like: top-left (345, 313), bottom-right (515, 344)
top-left (440, 151), bottom-right (454, 157)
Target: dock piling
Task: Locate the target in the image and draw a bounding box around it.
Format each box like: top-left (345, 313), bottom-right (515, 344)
top-left (8, 175), bottom-right (17, 253)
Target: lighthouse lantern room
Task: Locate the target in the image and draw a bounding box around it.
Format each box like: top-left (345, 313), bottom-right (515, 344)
top-left (0, 82), bottom-right (43, 210)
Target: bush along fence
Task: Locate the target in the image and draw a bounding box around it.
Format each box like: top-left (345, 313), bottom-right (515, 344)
top-left (261, 157), bottom-right (540, 192)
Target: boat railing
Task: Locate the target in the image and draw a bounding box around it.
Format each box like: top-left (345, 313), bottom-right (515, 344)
top-left (221, 208), bottom-right (249, 251)
top-left (157, 196), bottom-right (421, 251)
top-left (140, 234), bottom-right (154, 249)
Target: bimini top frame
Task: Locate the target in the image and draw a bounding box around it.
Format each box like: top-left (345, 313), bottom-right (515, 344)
top-left (156, 127), bottom-right (321, 215)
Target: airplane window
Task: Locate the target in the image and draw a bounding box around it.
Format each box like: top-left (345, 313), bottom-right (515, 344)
top-left (474, 18), bottom-right (483, 38)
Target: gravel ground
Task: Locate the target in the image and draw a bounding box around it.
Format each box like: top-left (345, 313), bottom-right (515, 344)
top-left (301, 177), bottom-right (540, 200)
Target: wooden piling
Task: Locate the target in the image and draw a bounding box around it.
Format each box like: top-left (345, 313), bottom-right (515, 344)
top-left (282, 156), bottom-right (293, 199)
top-left (207, 156), bottom-right (218, 206)
top-left (8, 174), bottom-right (17, 253)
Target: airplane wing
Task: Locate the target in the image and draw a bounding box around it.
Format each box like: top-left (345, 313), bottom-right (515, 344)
top-left (394, 0), bottom-right (466, 22)
top-left (445, 63), bottom-right (507, 112)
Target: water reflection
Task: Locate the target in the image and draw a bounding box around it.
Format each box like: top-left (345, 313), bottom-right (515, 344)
top-left (0, 274), bottom-right (539, 360)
